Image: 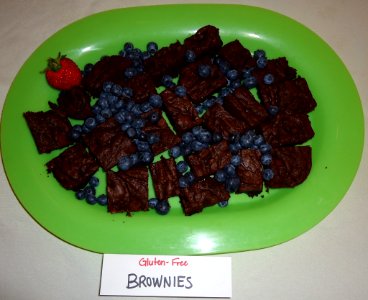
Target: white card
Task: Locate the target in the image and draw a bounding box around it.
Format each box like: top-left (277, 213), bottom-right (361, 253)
top-left (100, 254), bottom-right (232, 297)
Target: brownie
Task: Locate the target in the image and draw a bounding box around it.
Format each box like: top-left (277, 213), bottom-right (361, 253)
top-left (203, 103), bottom-right (248, 139)
top-left (50, 86), bottom-right (93, 120)
top-left (258, 77), bottom-right (317, 114)
top-left (24, 110), bottom-right (73, 154)
top-left (179, 177), bottom-right (230, 216)
top-left (144, 41), bottom-right (186, 85)
top-left (236, 149), bottom-right (263, 194)
top-left (183, 25), bottom-right (223, 58)
top-left (142, 109), bottom-right (181, 155)
top-left (266, 146), bottom-right (312, 188)
top-left (82, 117), bottom-right (136, 170)
top-left (46, 143), bottom-right (99, 191)
top-left (178, 56), bottom-right (227, 104)
top-left (261, 112), bottom-right (314, 147)
top-left (186, 140), bottom-right (232, 178)
top-left (223, 86), bottom-right (268, 129)
top-left (253, 57), bottom-right (296, 85)
top-left (149, 156), bottom-right (180, 200)
top-left (82, 55), bottom-right (132, 97)
top-left (218, 39), bottom-right (255, 71)
top-left (160, 89), bottom-right (202, 134)
top-left (106, 166), bottom-right (149, 213)
top-left (123, 72), bottom-right (157, 103)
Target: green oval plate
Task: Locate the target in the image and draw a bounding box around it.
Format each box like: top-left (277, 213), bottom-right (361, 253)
top-left (0, 4), bottom-right (364, 255)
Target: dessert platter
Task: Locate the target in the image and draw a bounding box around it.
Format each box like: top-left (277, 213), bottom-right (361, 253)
top-left (0, 4), bottom-right (364, 254)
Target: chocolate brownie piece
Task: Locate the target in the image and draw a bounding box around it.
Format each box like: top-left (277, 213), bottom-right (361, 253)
top-left (149, 156), bottom-right (180, 200)
top-left (178, 56), bottom-right (227, 104)
top-left (24, 110), bottom-right (73, 154)
top-left (50, 86), bottom-right (93, 120)
top-left (253, 57), bottom-right (296, 85)
top-left (203, 103), bottom-right (248, 139)
top-left (179, 177), bottom-right (230, 216)
top-left (266, 146), bottom-right (312, 188)
top-left (106, 166), bottom-right (149, 213)
top-left (142, 109), bottom-right (181, 155)
top-left (218, 39), bottom-right (255, 71)
top-left (186, 140), bottom-right (232, 178)
top-left (82, 117), bottom-right (136, 170)
top-left (183, 25), bottom-right (223, 58)
top-left (144, 41), bottom-right (186, 85)
top-left (46, 143), bottom-right (99, 191)
top-left (160, 89), bottom-right (202, 134)
top-left (261, 113), bottom-right (315, 147)
top-left (223, 86), bottom-right (268, 129)
top-left (236, 149), bottom-right (263, 194)
top-left (258, 77), bottom-right (317, 114)
top-left (82, 55), bottom-right (132, 97)
top-left (123, 72), bottom-right (157, 103)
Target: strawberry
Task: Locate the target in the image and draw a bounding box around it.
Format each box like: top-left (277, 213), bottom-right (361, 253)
top-left (44, 52), bottom-right (82, 90)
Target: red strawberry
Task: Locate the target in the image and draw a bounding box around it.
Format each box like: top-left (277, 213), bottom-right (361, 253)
top-left (44, 52), bottom-right (82, 90)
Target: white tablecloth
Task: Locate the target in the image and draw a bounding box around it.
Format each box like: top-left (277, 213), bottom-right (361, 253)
top-left (1, 1), bottom-right (367, 299)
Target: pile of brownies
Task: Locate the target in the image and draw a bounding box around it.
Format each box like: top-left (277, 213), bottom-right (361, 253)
top-left (23, 25), bottom-right (316, 216)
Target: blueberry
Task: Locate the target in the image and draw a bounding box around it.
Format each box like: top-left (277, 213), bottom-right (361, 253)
top-left (136, 140), bottom-right (150, 152)
top-left (226, 176), bottom-right (240, 193)
top-left (185, 50), bottom-right (196, 63)
top-left (192, 126), bottom-right (203, 137)
top-left (217, 59), bottom-right (230, 73)
top-left (115, 111), bottom-right (126, 123)
top-left (259, 143), bottom-right (272, 154)
top-left (85, 117), bottom-right (97, 129)
top-left (230, 79), bottom-right (242, 90)
top-left (254, 135), bottom-right (264, 146)
top-left (149, 111), bottom-right (160, 123)
top-left (229, 133), bottom-right (240, 143)
top-left (140, 102), bottom-right (153, 113)
top-left (182, 132), bottom-right (194, 144)
top-left (131, 104), bottom-right (142, 116)
top-left (139, 151), bottom-right (154, 164)
top-left (97, 194), bottom-right (108, 206)
top-left (126, 127), bottom-right (137, 138)
top-left (102, 81), bottom-right (113, 93)
top-left (124, 67), bottom-right (137, 79)
top-left (203, 97), bottom-right (216, 109)
top-left (218, 200), bottom-right (229, 208)
top-left (100, 108), bottom-right (112, 119)
top-left (261, 154), bottom-right (272, 166)
top-left (191, 140), bottom-right (206, 152)
top-left (224, 164), bottom-right (236, 177)
top-left (147, 41), bottom-right (158, 54)
top-left (229, 142), bottom-right (241, 154)
top-left (148, 197), bottom-right (159, 209)
top-left (176, 161), bottom-right (189, 173)
top-left (169, 146), bottom-right (181, 158)
top-left (132, 118), bottom-right (145, 129)
top-left (76, 189), bottom-right (86, 200)
top-left (215, 97), bottom-right (224, 105)
top-left (268, 105), bottom-right (279, 116)
top-left (130, 153), bottom-right (140, 166)
top-left (226, 69), bottom-right (238, 81)
top-left (92, 105), bottom-right (101, 115)
top-left (89, 176), bottom-right (99, 187)
top-left (196, 105), bottom-right (205, 114)
top-left (147, 133), bottom-right (160, 145)
top-left (180, 144), bottom-right (192, 156)
top-left (244, 76), bottom-right (257, 89)
top-left (185, 171), bottom-right (195, 184)
top-left (122, 87), bottom-right (133, 98)
top-left (230, 155), bottom-right (241, 166)
top-left (198, 64), bottom-right (211, 78)
top-left (256, 57), bottom-right (268, 69)
top-left (263, 168), bottom-right (274, 181)
top-left (95, 114), bottom-right (106, 124)
top-left (121, 123), bottom-right (130, 132)
top-left (86, 194), bottom-right (98, 205)
top-left (219, 87), bottom-right (232, 97)
top-left (242, 67), bottom-right (254, 78)
top-left (178, 176), bottom-right (189, 188)
top-left (148, 94), bottom-right (162, 108)
top-left (161, 74), bottom-right (174, 87)
top-left (111, 84), bottom-right (123, 96)
top-left (114, 100), bottom-right (124, 110)
top-left (118, 156), bottom-right (131, 171)
top-left (254, 49), bottom-right (266, 59)
top-left (124, 42), bottom-right (134, 52)
top-left (215, 169), bottom-right (227, 183)
top-left (197, 130), bottom-right (212, 144)
top-left (175, 85), bottom-right (187, 97)
top-left (264, 73), bottom-right (274, 85)
top-left (155, 200), bottom-right (170, 215)
top-left (212, 133), bottom-right (222, 143)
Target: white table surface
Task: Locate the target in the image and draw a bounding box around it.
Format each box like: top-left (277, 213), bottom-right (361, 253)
top-left (1, 1), bottom-right (367, 299)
